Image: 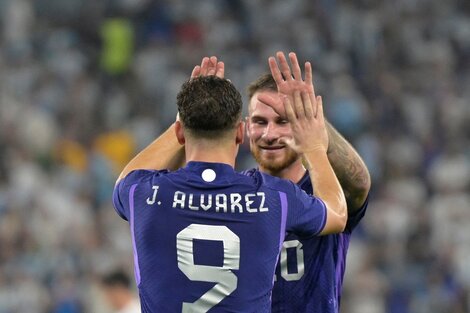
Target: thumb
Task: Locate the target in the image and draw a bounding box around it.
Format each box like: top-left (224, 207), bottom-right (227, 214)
top-left (279, 137), bottom-right (298, 151)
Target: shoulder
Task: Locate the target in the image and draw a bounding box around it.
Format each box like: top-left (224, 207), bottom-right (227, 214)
top-left (241, 168), bottom-right (299, 194)
top-left (118, 169), bottom-right (170, 188)
top-left (260, 172), bottom-right (299, 195)
top-left (345, 193), bottom-right (370, 233)
top-left (112, 169), bottom-right (170, 221)
top-left (297, 171), bottom-right (313, 195)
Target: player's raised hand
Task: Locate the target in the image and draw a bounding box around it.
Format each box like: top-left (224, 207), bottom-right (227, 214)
top-left (191, 56), bottom-right (225, 79)
top-left (268, 51), bottom-right (317, 116)
top-left (280, 91), bottom-right (328, 154)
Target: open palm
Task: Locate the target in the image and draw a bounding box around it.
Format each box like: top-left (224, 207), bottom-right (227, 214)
top-left (269, 52), bottom-right (316, 107)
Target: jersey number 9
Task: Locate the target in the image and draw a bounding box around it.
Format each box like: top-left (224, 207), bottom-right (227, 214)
top-left (177, 224), bottom-right (240, 313)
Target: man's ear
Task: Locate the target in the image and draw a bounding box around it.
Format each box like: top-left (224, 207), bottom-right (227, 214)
top-left (245, 117), bottom-right (251, 139)
top-left (175, 121), bottom-right (185, 145)
top-left (236, 121), bottom-right (245, 145)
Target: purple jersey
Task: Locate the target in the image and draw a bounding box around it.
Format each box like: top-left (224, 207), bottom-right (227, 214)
top-left (113, 162), bottom-right (328, 313)
top-left (257, 170), bottom-right (368, 313)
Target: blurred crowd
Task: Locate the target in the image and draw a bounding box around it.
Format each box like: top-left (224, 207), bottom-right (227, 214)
top-left (0, 0), bottom-right (469, 312)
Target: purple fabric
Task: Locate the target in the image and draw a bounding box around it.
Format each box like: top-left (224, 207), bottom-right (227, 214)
top-left (317, 198), bottom-right (328, 235)
top-left (129, 183), bottom-right (141, 286)
top-left (278, 191), bottom-right (288, 251)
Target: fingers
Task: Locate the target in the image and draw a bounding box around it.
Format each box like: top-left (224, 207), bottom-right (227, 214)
top-left (314, 95), bottom-right (321, 117)
top-left (279, 137), bottom-right (296, 151)
top-left (269, 52), bottom-right (301, 85)
top-left (207, 56), bottom-right (218, 75)
top-left (190, 65), bottom-right (201, 79)
top-left (199, 57), bottom-right (210, 76)
top-left (305, 61), bottom-right (313, 86)
top-left (310, 95), bottom-right (318, 117)
top-left (293, 91), bottom-right (305, 119)
top-left (283, 91), bottom-right (314, 120)
top-left (192, 56), bottom-right (225, 79)
top-left (302, 92), bottom-right (314, 119)
top-left (257, 93), bottom-right (285, 117)
top-left (283, 95), bottom-right (297, 123)
top-left (304, 61), bottom-right (317, 113)
top-left (269, 56), bottom-right (284, 86)
top-left (277, 51), bottom-right (293, 81)
top-left (316, 96), bottom-right (324, 121)
top-left (305, 62), bottom-right (316, 96)
top-left (257, 93), bottom-right (279, 106)
top-left (282, 92), bottom-right (306, 121)
top-left (215, 61), bottom-right (224, 78)
top-left (289, 52), bottom-right (302, 81)
top-left (269, 52), bottom-right (314, 88)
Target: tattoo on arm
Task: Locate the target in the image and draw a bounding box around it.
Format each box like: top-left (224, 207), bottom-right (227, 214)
top-left (326, 122), bottom-right (371, 213)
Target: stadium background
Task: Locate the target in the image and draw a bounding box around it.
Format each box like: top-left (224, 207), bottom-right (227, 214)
top-left (0, 0), bottom-right (469, 312)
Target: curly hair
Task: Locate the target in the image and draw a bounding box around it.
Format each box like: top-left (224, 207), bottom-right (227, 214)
top-left (177, 76), bottom-right (242, 138)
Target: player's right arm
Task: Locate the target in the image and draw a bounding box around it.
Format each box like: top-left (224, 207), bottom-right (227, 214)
top-left (268, 51), bottom-right (370, 219)
top-left (116, 123), bottom-right (184, 183)
top-left (285, 91), bottom-right (347, 234)
top-left (259, 86), bottom-right (347, 234)
top-left (259, 52), bottom-right (347, 234)
top-left (116, 57), bottom-right (224, 184)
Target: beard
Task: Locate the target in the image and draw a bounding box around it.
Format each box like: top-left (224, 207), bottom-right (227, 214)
top-left (251, 145), bottom-right (299, 173)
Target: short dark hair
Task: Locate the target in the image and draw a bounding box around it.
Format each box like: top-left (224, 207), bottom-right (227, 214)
top-left (247, 73), bottom-right (277, 99)
top-left (102, 270), bottom-right (131, 289)
top-left (177, 76), bottom-right (242, 138)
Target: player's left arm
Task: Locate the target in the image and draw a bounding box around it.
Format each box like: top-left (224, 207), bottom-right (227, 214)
top-left (325, 121), bottom-right (371, 213)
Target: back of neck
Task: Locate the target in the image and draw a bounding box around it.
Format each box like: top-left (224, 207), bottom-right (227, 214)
top-left (185, 139), bottom-right (237, 167)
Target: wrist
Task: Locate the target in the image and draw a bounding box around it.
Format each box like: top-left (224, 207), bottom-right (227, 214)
top-left (302, 148), bottom-right (328, 170)
top-left (302, 144), bottom-right (328, 154)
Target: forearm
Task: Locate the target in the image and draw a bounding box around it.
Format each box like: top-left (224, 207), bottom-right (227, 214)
top-left (303, 150), bottom-right (347, 234)
top-left (116, 123), bottom-right (185, 183)
top-left (326, 121), bottom-right (371, 212)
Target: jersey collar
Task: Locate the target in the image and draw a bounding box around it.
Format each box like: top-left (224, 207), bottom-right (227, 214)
top-left (297, 169), bottom-right (310, 186)
top-left (184, 161), bottom-right (236, 177)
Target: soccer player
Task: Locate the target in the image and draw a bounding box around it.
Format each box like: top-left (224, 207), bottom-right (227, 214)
top-left (245, 52), bottom-right (371, 312)
top-left (113, 71), bottom-right (347, 311)
top-left (149, 53), bottom-right (371, 312)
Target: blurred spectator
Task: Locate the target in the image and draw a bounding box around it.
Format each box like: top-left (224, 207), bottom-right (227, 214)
top-left (101, 270), bottom-right (140, 313)
top-left (100, 18), bottom-right (134, 76)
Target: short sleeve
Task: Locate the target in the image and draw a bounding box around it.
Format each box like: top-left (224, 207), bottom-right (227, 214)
top-left (112, 169), bottom-right (165, 221)
top-left (286, 182), bottom-right (327, 237)
top-left (344, 194), bottom-right (369, 233)
top-left (112, 180), bottom-right (128, 221)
